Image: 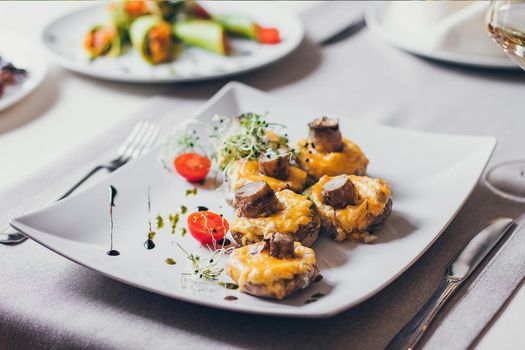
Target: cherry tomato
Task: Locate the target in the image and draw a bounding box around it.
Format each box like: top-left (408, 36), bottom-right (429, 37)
top-left (187, 211), bottom-right (229, 245)
top-left (192, 4), bottom-right (211, 19)
top-left (255, 25), bottom-right (281, 44)
top-left (174, 153), bottom-right (211, 182)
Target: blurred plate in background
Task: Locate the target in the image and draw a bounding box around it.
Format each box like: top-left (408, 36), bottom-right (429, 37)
top-left (41, 2), bottom-right (303, 83)
top-left (0, 31), bottom-right (47, 112)
top-left (366, 2), bottom-right (518, 69)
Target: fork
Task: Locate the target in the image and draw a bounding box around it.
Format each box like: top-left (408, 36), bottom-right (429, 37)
top-left (0, 121), bottom-right (160, 245)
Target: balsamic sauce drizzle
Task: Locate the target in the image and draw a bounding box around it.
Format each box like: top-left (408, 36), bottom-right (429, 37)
top-left (107, 185), bottom-right (120, 256)
top-left (197, 206), bottom-right (209, 212)
top-left (144, 239), bottom-right (156, 250)
top-left (145, 186), bottom-right (156, 250)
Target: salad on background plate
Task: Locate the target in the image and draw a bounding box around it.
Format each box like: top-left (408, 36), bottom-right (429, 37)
top-left (42, 1), bottom-right (304, 82)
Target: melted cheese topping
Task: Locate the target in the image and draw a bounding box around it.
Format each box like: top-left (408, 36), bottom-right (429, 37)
top-left (227, 160), bottom-right (308, 193)
top-left (310, 175), bottom-right (391, 237)
top-left (231, 190), bottom-right (314, 243)
top-left (226, 242), bottom-right (317, 299)
top-left (296, 137), bottom-right (369, 180)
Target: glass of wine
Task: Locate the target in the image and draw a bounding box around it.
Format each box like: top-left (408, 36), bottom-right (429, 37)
top-left (485, 0), bottom-right (525, 201)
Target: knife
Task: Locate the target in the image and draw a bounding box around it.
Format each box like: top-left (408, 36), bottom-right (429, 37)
top-left (386, 217), bottom-right (515, 350)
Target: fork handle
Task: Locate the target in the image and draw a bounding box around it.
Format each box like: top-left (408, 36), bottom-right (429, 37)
top-left (386, 278), bottom-right (461, 350)
top-left (57, 165), bottom-right (107, 200)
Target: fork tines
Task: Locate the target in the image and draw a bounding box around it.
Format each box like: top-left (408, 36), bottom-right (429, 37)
top-left (118, 121), bottom-right (160, 162)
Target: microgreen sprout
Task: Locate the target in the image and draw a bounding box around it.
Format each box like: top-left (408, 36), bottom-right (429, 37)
top-left (177, 241), bottom-right (234, 281)
top-left (210, 113), bottom-right (290, 171)
top-left (161, 129), bottom-right (206, 172)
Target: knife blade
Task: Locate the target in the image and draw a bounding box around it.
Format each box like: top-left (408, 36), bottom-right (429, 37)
top-left (386, 217), bottom-right (515, 350)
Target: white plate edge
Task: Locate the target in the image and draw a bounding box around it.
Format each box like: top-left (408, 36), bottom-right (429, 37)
top-left (364, 2), bottom-right (519, 70)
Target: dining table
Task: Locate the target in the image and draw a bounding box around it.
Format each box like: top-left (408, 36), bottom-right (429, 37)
top-left (0, 2), bottom-right (524, 349)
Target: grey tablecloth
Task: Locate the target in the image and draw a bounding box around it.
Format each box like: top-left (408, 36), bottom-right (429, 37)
top-left (2, 23), bottom-right (525, 350)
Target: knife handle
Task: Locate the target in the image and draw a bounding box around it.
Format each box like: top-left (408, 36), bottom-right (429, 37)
top-left (386, 278), bottom-right (461, 350)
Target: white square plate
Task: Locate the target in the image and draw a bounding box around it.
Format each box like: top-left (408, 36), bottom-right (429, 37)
top-left (11, 82), bottom-right (495, 318)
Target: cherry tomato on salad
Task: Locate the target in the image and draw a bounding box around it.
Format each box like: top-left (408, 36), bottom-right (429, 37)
top-left (174, 153), bottom-right (211, 182)
top-left (187, 211), bottom-right (229, 245)
top-left (192, 4), bottom-right (211, 19)
top-left (255, 25), bottom-right (281, 44)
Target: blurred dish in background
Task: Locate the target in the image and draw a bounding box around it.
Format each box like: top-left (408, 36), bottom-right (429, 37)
top-left (42, 1), bottom-right (303, 83)
top-left (276, 1), bottom-right (366, 44)
top-left (0, 57), bottom-right (27, 99)
top-left (366, 1), bottom-right (519, 69)
top-left (0, 31), bottom-right (47, 112)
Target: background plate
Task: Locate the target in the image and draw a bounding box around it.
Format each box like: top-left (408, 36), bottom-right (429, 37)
top-left (0, 30), bottom-right (47, 112)
top-left (11, 82), bottom-right (496, 317)
top-left (365, 2), bottom-right (518, 69)
top-left (42, 2), bottom-right (304, 83)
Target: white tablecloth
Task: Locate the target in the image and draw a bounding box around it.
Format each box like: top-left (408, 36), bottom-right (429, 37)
top-left (0, 2), bottom-right (524, 349)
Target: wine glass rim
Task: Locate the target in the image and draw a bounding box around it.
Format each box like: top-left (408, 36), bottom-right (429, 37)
top-left (484, 159), bottom-right (525, 203)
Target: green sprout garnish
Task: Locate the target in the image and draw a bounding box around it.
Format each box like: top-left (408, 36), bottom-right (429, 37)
top-left (161, 129), bottom-right (207, 172)
top-left (156, 214), bottom-right (164, 230)
top-left (174, 130), bottom-right (204, 154)
top-left (185, 188), bottom-right (197, 196)
top-left (177, 242), bottom-right (234, 281)
top-left (168, 213), bottom-right (180, 235)
top-left (165, 257), bottom-right (176, 265)
top-left (210, 113), bottom-right (290, 171)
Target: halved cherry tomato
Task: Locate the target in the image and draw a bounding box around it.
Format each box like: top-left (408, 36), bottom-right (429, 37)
top-left (255, 25), bottom-right (281, 44)
top-left (187, 211), bottom-right (229, 244)
top-left (174, 153), bottom-right (211, 182)
top-left (192, 4), bottom-right (211, 19)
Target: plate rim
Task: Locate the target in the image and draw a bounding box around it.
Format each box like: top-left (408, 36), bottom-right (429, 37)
top-left (364, 2), bottom-right (519, 70)
top-left (40, 4), bottom-right (305, 83)
top-left (0, 30), bottom-right (48, 112)
top-left (10, 81), bottom-right (497, 317)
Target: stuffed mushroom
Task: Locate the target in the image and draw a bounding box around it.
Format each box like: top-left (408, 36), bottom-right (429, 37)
top-left (296, 117), bottom-right (369, 180)
top-left (226, 154), bottom-right (309, 196)
top-left (230, 181), bottom-right (320, 247)
top-left (226, 232), bottom-right (319, 299)
top-left (305, 175), bottom-right (392, 243)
